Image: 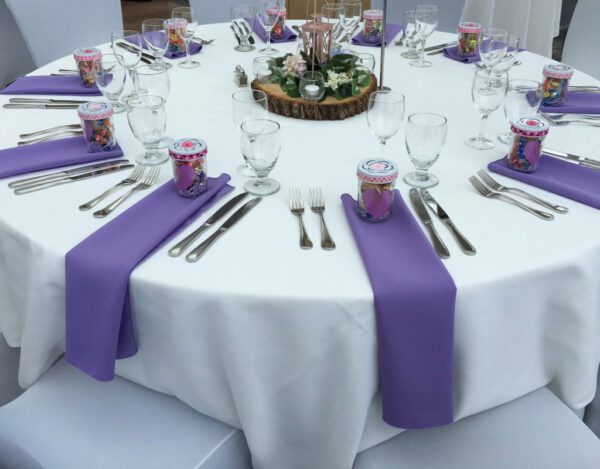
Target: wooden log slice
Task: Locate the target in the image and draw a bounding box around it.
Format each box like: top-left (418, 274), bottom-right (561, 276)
top-left (251, 74), bottom-right (377, 121)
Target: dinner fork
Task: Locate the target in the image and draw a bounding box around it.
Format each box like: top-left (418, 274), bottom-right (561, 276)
top-left (541, 113), bottom-right (600, 127)
top-left (18, 130), bottom-right (84, 145)
top-left (468, 176), bottom-right (554, 220)
top-left (309, 188), bottom-right (335, 250)
top-left (20, 123), bottom-right (81, 140)
top-left (93, 167), bottom-right (160, 218)
top-left (289, 188), bottom-right (313, 249)
top-left (79, 165), bottom-right (146, 211)
top-left (476, 170), bottom-right (568, 214)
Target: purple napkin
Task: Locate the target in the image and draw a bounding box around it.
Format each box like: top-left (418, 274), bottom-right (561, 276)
top-left (539, 92), bottom-right (600, 115)
top-left (66, 175), bottom-right (233, 381)
top-left (253, 23), bottom-right (297, 43)
top-left (0, 137), bottom-right (123, 179)
top-left (489, 155), bottom-right (600, 209)
top-left (0, 76), bottom-right (101, 95)
top-left (127, 32), bottom-right (202, 59)
top-left (351, 23), bottom-right (402, 47)
top-left (341, 192), bottom-right (455, 428)
top-left (443, 46), bottom-right (481, 64)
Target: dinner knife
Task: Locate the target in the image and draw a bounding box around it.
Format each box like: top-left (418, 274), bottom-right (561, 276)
top-left (409, 188), bottom-right (450, 259)
top-left (544, 148), bottom-right (600, 168)
top-left (186, 196), bottom-right (262, 262)
top-left (14, 163), bottom-right (134, 195)
top-left (3, 103), bottom-right (80, 109)
top-left (9, 98), bottom-right (88, 105)
top-left (426, 48), bottom-right (447, 56)
top-left (168, 191), bottom-right (250, 257)
top-left (8, 159), bottom-right (129, 189)
top-left (420, 189), bottom-right (476, 255)
top-left (114, 41), bottom-right (155, 62)
top-left (424, 41), bottom-right (456, 52)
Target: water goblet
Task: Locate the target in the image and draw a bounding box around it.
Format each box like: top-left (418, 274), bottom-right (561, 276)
top-left (410, 5), bottom-right (439, 68)
top-left (233, 90), bottom-right (268, 176)
top-left (172, 6), bottom-right (201, 68)
top-left (401, 10), bottom-right (419, 59)
top-left (465, 69), bottom-right (508, 150)
top-left (404, 113), bottom-right (448, 188)
top-left (93, 54), bottom-right (127, 113)
top-left (340, 0), bottom-right (362, 49)
top-left (366, 91), bottom-right (406, 157)
top-left (240, 119), bottom-right (281, 196)
top-left (133, 64), bottom-right (170, 102)
top-left (257, 0), bottom-right (281, 55)
top-left (491, 35), bottom-right (520, 74)
top-left (479, 28), bottom-right (508, 70)
top-left (111, 30), bottom-right (142, 99)
top-left (498, 79), bottom-right (542, 144)
top-left (141, 19), bottom-right (171, 69)
top-left (231, 4), bottom-right (256, 52)
top-left (125, 94), bottom-right (169, 165)
top-left (321, 3), bottom-right (345, 50)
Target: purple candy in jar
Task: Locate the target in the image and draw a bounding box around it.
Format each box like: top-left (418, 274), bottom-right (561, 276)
top-left (357, 158), bottom-right (398, 222)
top-left (507, 117), bottom-right (549, 173)
top-left (457, 22), bottom-right (481, 57)
top-left (169, 138), bottom-right (208, 198)
top-left (542, 64), bottom-right (574, 107)
top-left (73, 48), bottom-right (102, 87)
top-left (77, 101), bottom-right (116, 153)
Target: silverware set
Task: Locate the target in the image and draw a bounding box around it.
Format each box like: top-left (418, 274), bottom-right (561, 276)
top-left (570, 85), bottom-right (600, 93)
top-left (114, 41), bottom-right (154, 64)
top-left (544, 148), bottom-right (600, 170)
top-left (18, 123), bottom-right (83, 145)
top-left (4, 98), bottom-right (87, 110)
top-left (168, 192), bottom-right (261, 262)
top-left (425, 41), bottom-right (457, 55)
top-left (540, 111), bottom-right (600, 127)
top-left (289, 188), bottom-right (335, 250)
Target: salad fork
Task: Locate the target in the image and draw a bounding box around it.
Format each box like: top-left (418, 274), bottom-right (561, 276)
top-left (289, 188), bottom-right (313, 249)
top-left (309, 188), bottom-right (335, 250)
top-left (79, 165), bottom-right (146, 211)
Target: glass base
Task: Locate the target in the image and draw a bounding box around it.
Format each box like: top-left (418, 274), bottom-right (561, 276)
top-left (244, 177), bottom-right (279, 196)
top-left (410, 59), bottom-right (432, 68)
top-left (235, 43), bottom-right (255, 52)
top-left (465, 136), bottom-right (496, 150)
top-left (178, 60), bottom-right (201, 69)
top-left (497, 132), bottom-right (512, 144)
top-left (150, 61), bottom-right (172, 70)
top-left (401, 49), bottom-right (419, 59)
top-left (136, 150), bottom-right (169, 166)
top-left (403, 172), bottom-right (439, 188)
top-left (236, 163), bottom-right (256, 177)
top-left (110, 101), bottom-right (126, 114)
top-left (259, 46), bottom-right (278, 55)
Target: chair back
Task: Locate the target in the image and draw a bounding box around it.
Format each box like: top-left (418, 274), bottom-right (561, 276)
top-left (189, 0), bottom-right (234, 25)
top-left (562, 0), bottom-right (600, 79)
top-left (372, 0), bottom-right (464, 33)
top-left (0, 0), bottom-right (34, 88)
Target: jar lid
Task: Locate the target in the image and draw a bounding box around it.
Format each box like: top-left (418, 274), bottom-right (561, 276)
top-left (77, 101), bottom-right (113, 120)
top-left (364, 9), bottom-right (383, 20)
top-left (169, 138), bottom-right (208, 160)
top-left (543, 64), bottom-right (574, 79)
top-left (357, 158), bottom-right (398, 184)
top-left (73, 47), bottom-right (102, 62)
top-left (458, 22), bottom-right (482, 34)
top-left (266, 6), bottom-right (286, 15)
top-left (511, 117), bottom-right (550, 137)
top-left (165, 18), bottom-right (187, 29)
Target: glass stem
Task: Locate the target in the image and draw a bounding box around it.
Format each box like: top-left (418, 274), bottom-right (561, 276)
top-left (415, 168), bottom-right (428, 181)
top-left (379, 138), bottom-right (387, 157)
top-left (185, 40), bottom-right (191, 64)
top-left (419, 38), bottom-right (425, 62)
top-left (478, 114), bottom-right (489, 141)
top-left (267, 29), bottom-right (271, 49)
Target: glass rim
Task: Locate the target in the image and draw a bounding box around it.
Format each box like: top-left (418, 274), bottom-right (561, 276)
top-left (232, 90), bottom-right (267, 103)
top-left (369, 90), bottom-right (406, 104)
top-left (474, 68), bottom-right (507, 79)
top-left (481, 28), bottom-right (508, 37)
top-left (508, 78), bottom-right (540, 87)
top-left (408, 112), bottom-right (447, 126)
top-left (134, 64), bottom-right (168, 75)
top-left (112, 29), bottom-right (140, 38)
top-left (302, 70), bottom-right (324, 79)
top-left (125, 94), bottom-right (164, 108)
top-left (240, 118), bottom-right (280, 135)
top-left (142, 18), bottom-right (167, 26)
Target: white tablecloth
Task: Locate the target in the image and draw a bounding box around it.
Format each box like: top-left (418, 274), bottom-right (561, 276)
top-left (1, 23), bottom-right (600, 469)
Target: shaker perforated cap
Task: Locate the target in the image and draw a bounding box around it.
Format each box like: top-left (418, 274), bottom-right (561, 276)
top-left (77, 101), bottom-right (113, 120)
top-left (511, 117), bottom-right (550, 137)
top-left (168, 138), bottom-right (208, 160)
top-left (357, 159), bottom-right (398, 184)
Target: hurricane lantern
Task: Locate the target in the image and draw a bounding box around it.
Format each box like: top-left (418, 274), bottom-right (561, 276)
top-left (300, 14), bottom-right (334, 66)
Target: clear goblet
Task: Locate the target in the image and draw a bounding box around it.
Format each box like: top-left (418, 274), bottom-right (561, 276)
top-left (322, 3), bottom-right (345, 50)
top-left (93, 54), bottom-right (127, 113)
top-left (125, 94), bottom-right (168, 165)
top-left (233, 90), bottom-right (268, 176)
top-left (410, 5), bottom-right (439, 68)
top-left (366, 91), bottom-right (406, 157)
top-left (478, 28), bottom-right (508, 70)
top-left (240, 119), bottom-right (281, 196)
top-left (401, 10), bottom-right (419, 59)
top-left (257, 0), bottom-right (281, 55)
top-left (465, 69), bottom-right (508, 150)
top-left (133, 64), bottom-right (170, 102)
top-left (340, 0), bottom-right (362, 49)
top-left (172, 6), bottom-right (201, 68)
top-left (498, 79), bottom-right (542, 144)
top-left (111, 30), bottom-right (142, 99)
top-left (491, 35), bottom-right (520, 74)
top-left (141, 19), bottom-right (171, 70)
top-left (231, 4), bottom-right (256, 52)
top-left (404, 113), bottom-right (448, 188)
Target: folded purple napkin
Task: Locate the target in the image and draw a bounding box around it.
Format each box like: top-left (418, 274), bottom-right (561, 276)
top-left (489, 155), bottom-right (600, 209)
top-left (352, 23), bottom-right (402, 47)
top-left (0, 137), bottom-right (123, 179)
top-left (539, 92), bottom-right (600, 115)
top-left (341, 192), bottom-right (456, 428)
top-left (0, 76), bottom-right (101, 95)
top-left (443, 45), bottom-right (481, 63)
top-left (127, 32), bottom-right (202, 59)
top-left (253, 23), bottom-right (297, 43)
top-left (66, 174), bottom-right (233, 381)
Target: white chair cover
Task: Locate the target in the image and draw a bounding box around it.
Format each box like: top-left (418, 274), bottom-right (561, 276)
top-left (4, 0), bottom-right (123, 67)
top-left (0, 335), bottom-right (22, 407)
top-left (0, 436), bottom-right (43, 469)
top-left (371, 0), bottom-right (465, 33)
top-left (0, 359), bottom-right (252, 469)
top-left (189, 0), bottom-right (234, 25)
top-left (354, 387), bottom-right (600, 468)
top-left (584, 365), bottom-right (600, 437)
top-left (0, 0), bottom-right (34, 88)
top-left (561, 0), bottom-right (600, 80)
top-left (461, 0), bottom-right (562, 57)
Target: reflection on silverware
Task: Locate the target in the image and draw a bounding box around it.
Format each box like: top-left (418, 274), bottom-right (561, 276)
top-left (18, 130), bottom-right (84, 146)
top-left (9, 98), bottom-right (87, 105)
top-left (79, 165), bottom-right (146, 211)
top-left (540, 112), bottom-right (600, 121)
top-left (20, 123), bottom-right (81, 139)
top-left (409, 188), bottom-right (450, 259)
top-left (424, 41), bottom-right (456, 52)
top-left (3, 103), bottom-right (80, 110)
top-left (308, 188), bottom-right (335, 250)
top-left (289, 188), bottom-right (313, 250)
top-left (544, 148), bottom-right (600, 170)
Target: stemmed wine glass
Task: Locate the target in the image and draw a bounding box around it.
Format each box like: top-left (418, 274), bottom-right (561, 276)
top-left (126, 94), bottom-right (168, 165)
top-left (141, 19), bottom-right (171, 70)
top-left (257, 0), bottom-right (281, 55)
top-left (93, 54), bottom-right (127, 113)
top-left (233, 90), bottom-right (268, 175)
top-left (240, 119), bottom-right (281, 196)
top-left (322, 3), bottom-right (345, 50)
top-left (231, 4), bottom-right (256, 52)
top-left (498, 79), bottom-right (542, 144)
top-left (404, 113), bottom-right (448, 188)
top-left (465, 69), bottom-right (508, 150)
top-left (410, 5), bottom-right (439, 68)
top-left (133, 64), bottom-right (170, 102)
top-left (478, 28), bottom-right (508, 71)
top-left (340, 0), bottom-right (362, 49)
top-left (490, 35), bottom-right (520, 74)
top-left (111, 30), bottom-right (142, 100)
top-left (172, 6), bottom-right (201, 68)
top-left (366, 91), bottom-right (406, 157)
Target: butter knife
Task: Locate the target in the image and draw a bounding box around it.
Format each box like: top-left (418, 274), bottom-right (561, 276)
top-left (3, 103), bottom-right (80, 109)
top-left (544, 148), bottom-right (600, 168)
top-left (424, 41), bottom-right (456, 52)
top-left (9, 98), bottom-right (88, 105)
top-left (168, 191), bottom-right (249, 257)
top-left (186, 197), bottom-right (262, 262)
top-left (409, 188), bottom-right (450, 259)
top-left (420, 189), bottom-right (476, 255)
top-left (114, 41), bottom-right (155, 62)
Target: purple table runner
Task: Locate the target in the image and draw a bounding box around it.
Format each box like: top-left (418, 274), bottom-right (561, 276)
top-left (489, 155), bottom-right (600, 209)
top-left (0, 76), bottom-right (101, 95)
top-left (352, 24), bottom-right (402, 47)
top-left (0, 137), bottom-right (123, 179)
top-left (253, 23), bottom-right (297, 43)
top-left (539, 92), bottom-right (600, 115)
top-left (443, 46), bottom-right (481, 64)
top-left (66, 175), bottom-right (233, 381)
top-left (341, 192), bottom-right (455, 428)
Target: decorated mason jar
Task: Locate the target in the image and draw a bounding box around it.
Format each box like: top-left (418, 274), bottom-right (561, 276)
top-left (507, 117), bottom-right (550, 173)
top-left (542, 64), bottom-right (574, 107)
top-left (73, 47), bottom-right (102, 87)
top-left (165, 18), bottom-right (187, 56)
top-left (357, 158), bottom-right (398, 222)
top-left (268, 6), bottom-right (287, 39)
top-left (363, 9), bottom-right (383, 44)
top-left (457, 22), bottom-right (481, 57)
top-left (169, 138), bottom-right (208, 198)
top-left (77, 102), bottom-right (116, 153)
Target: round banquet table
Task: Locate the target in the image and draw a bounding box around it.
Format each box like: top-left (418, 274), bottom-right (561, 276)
top-left (2, 22), bottom-right (600, 469)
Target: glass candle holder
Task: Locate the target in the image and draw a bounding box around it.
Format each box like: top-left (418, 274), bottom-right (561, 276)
top-left (253, 56), bottom-right (274, 83)
top-left (356, 158), bottom-right (398, 222)
top-left (507, 117), bottom-right (549, 173)
top-left (457, 22), bottom-right (481, 57)
top-left (363, 9), bottom-right (383, 44)
top-left (77, 101), bottom-right (117, 153)
top-left (299, 71), bottom-right (325, 101)
top-left (73, 47), bottom-right (102, 87)
top-left (542, 64), bottom-right (574, 107)
top-left (169, 138), bottom-right (208, 197)
top-left (164, 18), bottom-right (187, 56)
